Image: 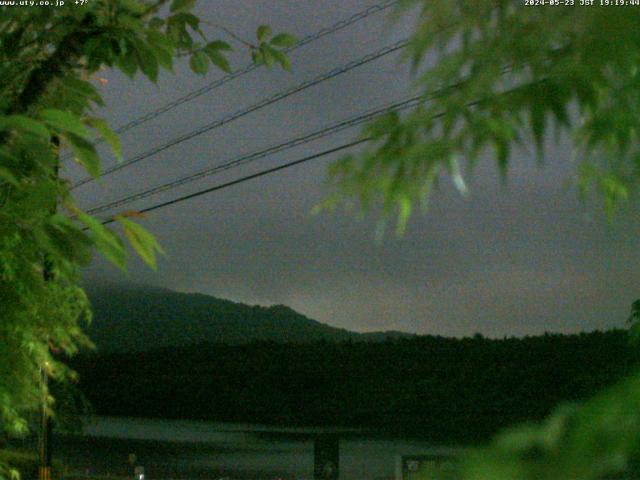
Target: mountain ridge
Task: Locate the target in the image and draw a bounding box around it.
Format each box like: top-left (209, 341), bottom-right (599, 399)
top-left (84, 283), bottom-right (414, 352)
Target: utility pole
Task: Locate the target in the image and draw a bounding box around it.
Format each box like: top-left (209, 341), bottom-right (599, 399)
top-left (39, 135), bottom-right (59, 480)
top-left (38, 367), bottom-right (51, 480)
top-left (314, 434), bottom-right (339, 480)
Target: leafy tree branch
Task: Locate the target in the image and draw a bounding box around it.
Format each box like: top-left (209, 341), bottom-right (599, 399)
top-left (0, 2), bottom-right (293, 478)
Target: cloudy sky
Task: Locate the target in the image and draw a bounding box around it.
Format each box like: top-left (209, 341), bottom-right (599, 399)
top-left (70, 0), bottom-right (640, 338)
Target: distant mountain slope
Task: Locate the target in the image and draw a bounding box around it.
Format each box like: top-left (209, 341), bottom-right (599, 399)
top-left (84, 283), bottom-right (412, 352)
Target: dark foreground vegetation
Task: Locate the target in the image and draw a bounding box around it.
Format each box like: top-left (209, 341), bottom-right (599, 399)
top-left (0, 449), bottom-right (64, 479)
top-left (71, 329), bottom-right (637, 443)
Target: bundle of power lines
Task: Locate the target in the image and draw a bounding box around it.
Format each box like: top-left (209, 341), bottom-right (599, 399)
top-left (76, 0), bottom-right (411, 224)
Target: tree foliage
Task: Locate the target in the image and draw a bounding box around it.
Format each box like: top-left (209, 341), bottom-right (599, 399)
top-left (326, 2), bottom-right (640, 478)
top-left (0, 1), bottom-right (291, 475)
top-left (328, 1), bottom-right (640, 228)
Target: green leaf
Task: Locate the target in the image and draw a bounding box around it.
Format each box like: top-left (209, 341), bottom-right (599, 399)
top-left (78, 212), bottom-right (128, 271)
top-left (530, 101), bottom-right (546, 150)
top-left (172, 12), bottom-right (199, 30)
top-left (64, 77), bottom-right (104, 107)
top-left (204, 48), bottom-right (231, 73)
top-left (66, 133), bottom-right (100, 178)
top-left (271, 48), bottom-right (291, 71)
top-left (117, 48), bottom-right (138, 78)
top-left (447, 154), bottom-right (468, 195)
top-left (84, 117), bottom-right (122, 162)
top-left (256, 25), bottom-right (272, 42)
top-left (170, 0), bottom-right (196, 12)
top-left (152, 44), bottom-right (174, 71)
top-left (116, 13), bottom-right (144, 33)
top-left (141, 31), bottom-right (174, 71)
top-left (0, 115), bottom-right (50, 139)
top-left (134, 40), bottom-right (159, 82)
top-left (40, 109), bottom-right (92, 140)
top-left (13, 170), bottom-right (56, 216)
top-left (205, 40), bottom-right (232, 52)
top-left (0, 148), bottom-right (20, 186)
top-left (396, 195), bottom-right (412, 236)
top-left (251, 48), bottom-right (264, 65)
top-left (119, 0), bottom-right (147, 14)
top-left (260, 45), bottom-right (274, 69)
top-left (146, 30), bottom-right (175, 50)
top-left (189, 50), bottom-right (209, 75)
top-left (261, 44), bottom-right (291, 71)
top-left (270, 33), bottom-right (297, 48)
top-left (495, 139), bottom-right (510, 181)
top-left (38, 215), bottom-right (93, 266)
top-left (116, 216), bottom-right (165, 270)
top-left (0, 166), bottom-right (18, 186)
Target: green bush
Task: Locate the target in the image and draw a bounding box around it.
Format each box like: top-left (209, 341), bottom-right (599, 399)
top-left (0, 450), bottom-right (63, 480)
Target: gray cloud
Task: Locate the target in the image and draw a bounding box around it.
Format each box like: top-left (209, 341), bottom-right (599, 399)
top-left (79, 0), bottom-right (640, 338)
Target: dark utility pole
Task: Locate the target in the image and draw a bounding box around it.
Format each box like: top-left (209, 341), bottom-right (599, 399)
top-left (314, 434), bottom-right (339, 480)
top-left (38, 367), bottom-right (51, 480)
top-left (39, 135), bottom-right (59, 480)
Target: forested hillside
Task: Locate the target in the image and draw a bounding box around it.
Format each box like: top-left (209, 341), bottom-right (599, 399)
top-left (85, 284), bottom-right (411, 351)
top-left (72, 329), bottom-right (637, 443)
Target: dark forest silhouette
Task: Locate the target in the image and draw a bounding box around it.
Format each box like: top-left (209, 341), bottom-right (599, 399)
top-left (71, 329), bottom-right (637, 443)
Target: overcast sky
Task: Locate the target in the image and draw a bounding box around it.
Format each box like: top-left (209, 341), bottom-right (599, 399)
top-left (71, 0), bottom-right (640, 338)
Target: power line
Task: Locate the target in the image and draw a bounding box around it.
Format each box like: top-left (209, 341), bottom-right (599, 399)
top-left (85, 59), bottom-right (520, 217)
top-left (114, 0), bottom-right (398, 134)
top-left (88, 67), bottom-right (526, 222)
top-left (86, 68), bottom-right (492, 216)
top-left (91, 90), bottom-right (486, 225)
top-left (72, 38), bottom-right (408, 190)
top-left (98, 137), bottom-right (370, 226)
top-left (62, 0), bottom-right (398, 161)
top-left (86, 94), bottom-right (425, 216)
